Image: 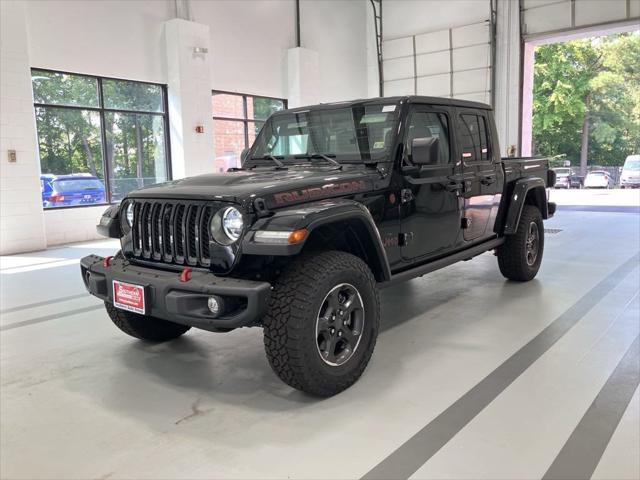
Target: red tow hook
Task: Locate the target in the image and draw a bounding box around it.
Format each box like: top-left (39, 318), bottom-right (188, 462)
top-left (103, 256), bottom-right (113, 268)
top-left (180, 267), bottom-right (193, 283)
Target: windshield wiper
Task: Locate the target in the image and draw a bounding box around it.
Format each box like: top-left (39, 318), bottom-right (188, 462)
top-left (294, 153), bottom-right (342, 169)
top-left (249, 155), bottom-right (286, 169)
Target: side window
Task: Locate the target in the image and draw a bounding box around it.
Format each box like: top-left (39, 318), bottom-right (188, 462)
top-left (405, 111), bottom-right (451, 165)
top-left (460, 114), bottom-right (491, 162)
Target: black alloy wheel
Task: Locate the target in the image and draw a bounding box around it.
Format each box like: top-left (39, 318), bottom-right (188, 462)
top-left (525, 222), bottom-right (540, 267)
top-left (315, 283), bottom-right (365, 366)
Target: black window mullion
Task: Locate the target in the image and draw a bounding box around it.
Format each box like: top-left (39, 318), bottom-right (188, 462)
top-left (162, 85), bottom-right (172, 182)
top-left (242, 95), bottom-right (249, 147)
top-left (97, 77), bottom-right (112, 204)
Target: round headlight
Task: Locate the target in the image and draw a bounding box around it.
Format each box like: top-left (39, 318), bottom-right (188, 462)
top-left (125, 202), bottom-right (134, 226)
top-left (210, 206), bottom-right (244, 245)
top-left (222, 207), bottom-right (244, 240)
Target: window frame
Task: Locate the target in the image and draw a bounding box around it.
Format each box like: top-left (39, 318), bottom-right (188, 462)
top-left (31, 67), bottom-right (172, 209)
top-left (403, 107), bottom-right (453, 169)
top-left (458, 112), bottom-right (493, 165)
top-left (212, 89), bottom-right (287, 153)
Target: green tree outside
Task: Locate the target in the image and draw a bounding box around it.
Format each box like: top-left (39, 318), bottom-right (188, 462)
top-left (532, 32), bottom-right (640, 175)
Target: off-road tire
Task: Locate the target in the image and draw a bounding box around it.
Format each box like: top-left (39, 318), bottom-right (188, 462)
top-left (105, 302), bottom-right (191, 342)
top-left (497, 205), bottom-right (544, 282)
top-left (263, 251), bottom-right (380, 397)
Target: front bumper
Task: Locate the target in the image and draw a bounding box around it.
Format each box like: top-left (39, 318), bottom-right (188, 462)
top-left (621, 179), bottom-right (640, 188)
top-left (80, 255), bottom-right (271, 331)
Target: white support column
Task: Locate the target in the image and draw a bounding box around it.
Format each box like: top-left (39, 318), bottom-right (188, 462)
top-left (521, 42), bottom-right (535, 157)
top-left (164, 18), bottom-right (214, 179)
top-left (494, 0), bottom-right (521, 156)
top-left (286, 47), bottom-right (320, 108)
top-left (0, 0), bottom-right (47, 255)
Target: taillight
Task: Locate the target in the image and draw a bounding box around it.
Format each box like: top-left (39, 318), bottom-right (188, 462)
top-left (48, 193), bottom-right (65, 202)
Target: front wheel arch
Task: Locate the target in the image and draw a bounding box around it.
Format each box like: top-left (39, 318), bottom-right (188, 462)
top-left (242, 200), bottom-right (391, 282)
top-left (302, 218), bottom-right (390, 282)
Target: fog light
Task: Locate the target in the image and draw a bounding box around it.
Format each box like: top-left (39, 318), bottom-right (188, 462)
top-left (207, 296), bottom-right (223, 317)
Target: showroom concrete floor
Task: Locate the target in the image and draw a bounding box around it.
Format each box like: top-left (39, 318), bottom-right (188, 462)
top-left (1, 206), bottom-right (639, 479)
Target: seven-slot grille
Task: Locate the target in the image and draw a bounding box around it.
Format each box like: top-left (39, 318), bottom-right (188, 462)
top-left (128, 200), bottom-right (215, 267)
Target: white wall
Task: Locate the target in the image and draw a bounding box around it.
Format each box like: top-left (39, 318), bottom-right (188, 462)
top-left (191, 0), bottom-right (295, 99)
top-left (43, 206), bottom-right (106, 247)
top-left (301, 0), bottom-right (368, 102)
top-left (0, 1), bottom-right (47, 255)
top-left (25, 0), bottom-right (174, 83)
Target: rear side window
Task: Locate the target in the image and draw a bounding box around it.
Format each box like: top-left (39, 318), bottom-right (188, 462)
top-left (460, 114), bottom-right (491, 162)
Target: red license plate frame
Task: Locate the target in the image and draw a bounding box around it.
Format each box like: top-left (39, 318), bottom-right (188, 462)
top-left (112, 280), bottom-right (146, 315)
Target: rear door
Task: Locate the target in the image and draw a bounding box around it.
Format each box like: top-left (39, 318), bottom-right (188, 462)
top-left (457, 110), bottom-right (502, 241)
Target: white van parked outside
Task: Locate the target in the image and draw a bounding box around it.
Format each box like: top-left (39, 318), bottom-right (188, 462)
top-left (620, 154), bottom-right (640, 188)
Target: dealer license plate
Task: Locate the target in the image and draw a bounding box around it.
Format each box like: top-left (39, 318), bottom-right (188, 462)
top-left (113, 280), bottom-right (146, 314)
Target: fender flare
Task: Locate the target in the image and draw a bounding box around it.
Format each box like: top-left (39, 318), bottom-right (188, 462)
top-left (503, 177), bottom-right (548, 235)
top-left (242, 199), bottom-right (391, 282)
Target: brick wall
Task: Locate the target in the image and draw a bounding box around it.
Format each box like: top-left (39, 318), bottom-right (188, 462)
top-left (212, 93), bottom-right (247, 171)
top-left (0, 1), bottom-right (46, 255)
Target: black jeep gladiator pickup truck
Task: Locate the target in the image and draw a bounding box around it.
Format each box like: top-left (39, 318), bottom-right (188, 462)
top-left (81, 96), bottom-right (556, 396)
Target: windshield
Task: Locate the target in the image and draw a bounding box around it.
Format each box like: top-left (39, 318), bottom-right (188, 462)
top-left (555, 168), bottom-right (571, 177)
top-left (249, 103), bottom-right (400, 164)
top-left (53, 179), bottom-right (104, 191)
top-left (589, 172), bottom-right (606, 177)
top-left (623, 159), bottom-right (640, 170)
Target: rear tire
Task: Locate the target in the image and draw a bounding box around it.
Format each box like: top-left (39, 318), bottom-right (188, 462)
top-left (497, 205), bottom-right (544, 282)
top-left (105, 302), bottom-right (191, 342)
top-left (263, 251), bottom-right (380, 397)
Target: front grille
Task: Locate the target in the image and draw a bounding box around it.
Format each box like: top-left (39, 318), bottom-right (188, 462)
top-left (129, 200), bottom-right (215, 267)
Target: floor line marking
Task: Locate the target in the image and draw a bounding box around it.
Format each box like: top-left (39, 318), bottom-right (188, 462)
top-left (543, 335), bottom-right (640, 480)
top-left (0, 257), bottom-right (72, 272)
top-left (0, 293), bottom-right (90, 314)
top-left (0, 259), bottom-right (80, 275)
top-left (0, 305), bottom-right (103, 332)
top-left (362, 252), bottom-right (640, 480)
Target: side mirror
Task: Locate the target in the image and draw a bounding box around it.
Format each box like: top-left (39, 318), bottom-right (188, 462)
top-left (411, 137), bottom-right (439, 165)
top-left (240, 148), bottom-right (250, 166)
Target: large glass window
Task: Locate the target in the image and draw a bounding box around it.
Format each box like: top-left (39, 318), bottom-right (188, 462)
top-left (32, 69), bottom-right (170, 208)
top-left (212, 91), bottom-right (286, 172)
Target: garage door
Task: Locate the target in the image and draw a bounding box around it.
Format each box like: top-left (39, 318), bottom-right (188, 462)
top-left (522, 0), bottom-right (640, 39)
top-left (382, 20), bottom-right (492, 105)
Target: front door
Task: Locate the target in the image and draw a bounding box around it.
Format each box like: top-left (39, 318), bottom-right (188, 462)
top-left (457, 111), bottom-right (501, 241)
top-left (399, 107), bottom-right (462, 262)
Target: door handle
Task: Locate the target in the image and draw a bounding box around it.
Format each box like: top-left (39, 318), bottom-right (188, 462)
top-left (445, 182), bottom-right (464, 192)
top-left (481, 175), bottom-right (496, 186)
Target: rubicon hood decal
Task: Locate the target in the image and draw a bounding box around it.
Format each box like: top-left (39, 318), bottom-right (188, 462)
top-left (272, 180), bottom-right (369, 206)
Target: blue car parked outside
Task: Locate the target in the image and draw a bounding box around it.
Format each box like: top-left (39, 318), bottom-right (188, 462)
top-left (41, 174), bottom-right (106, 208)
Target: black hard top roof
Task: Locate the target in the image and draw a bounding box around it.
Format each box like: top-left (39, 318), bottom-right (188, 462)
top-left (281, 95), bottom-right (492, 114)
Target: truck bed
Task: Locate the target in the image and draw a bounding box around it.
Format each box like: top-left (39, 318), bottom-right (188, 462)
top-left (502, 156), bottom-right (553, 187)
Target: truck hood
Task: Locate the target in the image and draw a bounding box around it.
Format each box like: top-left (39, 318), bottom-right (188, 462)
top-left (127, 167), bottom-right (377, 209)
